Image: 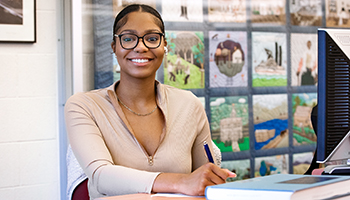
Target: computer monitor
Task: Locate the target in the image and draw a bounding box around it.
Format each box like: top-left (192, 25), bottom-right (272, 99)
top-left (317, 28), bottom-right (350, 165)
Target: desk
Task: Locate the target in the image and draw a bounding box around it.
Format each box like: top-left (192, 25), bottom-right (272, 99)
top-left (96, 193), bottom-right (206, 200)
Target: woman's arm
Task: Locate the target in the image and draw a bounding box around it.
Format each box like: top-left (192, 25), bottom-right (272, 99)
top-left (152, 163), bottom-right (235, 196)
top-left (65, 94), bottom-right (160, 197)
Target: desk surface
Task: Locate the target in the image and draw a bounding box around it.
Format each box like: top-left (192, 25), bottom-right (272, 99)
top-left (96, 193), bottom-right (206, 200)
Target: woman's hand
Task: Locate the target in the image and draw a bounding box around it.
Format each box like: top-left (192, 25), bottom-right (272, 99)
top-left (153, 163), bottom-right (236, 196)
top-left (176, 163), bottom-right (236, 196)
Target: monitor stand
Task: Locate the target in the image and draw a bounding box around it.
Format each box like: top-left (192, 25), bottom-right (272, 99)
top-left (322, 160), bottom-right (350, 176)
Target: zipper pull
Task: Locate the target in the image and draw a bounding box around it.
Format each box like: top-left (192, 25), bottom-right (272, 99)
top-left (148, 156), bottom-right (154, 166)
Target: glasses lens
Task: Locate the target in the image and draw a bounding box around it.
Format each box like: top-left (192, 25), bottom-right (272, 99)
top-left (144, 33), bottom-right (162, 48)
top-left (120, 34), bottom-right (137, 49)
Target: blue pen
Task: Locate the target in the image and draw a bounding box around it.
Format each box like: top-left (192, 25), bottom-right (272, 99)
top-left (204, 141), bottom-right (214, 163)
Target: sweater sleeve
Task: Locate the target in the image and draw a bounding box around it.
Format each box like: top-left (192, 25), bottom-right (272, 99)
top-left (190, 96), bottom-right (217, 170)
top-left (64, 94), bottom-right (160, 198)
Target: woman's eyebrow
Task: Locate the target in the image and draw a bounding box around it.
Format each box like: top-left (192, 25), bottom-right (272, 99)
top-left (119, 29), bottom-right (162, 35)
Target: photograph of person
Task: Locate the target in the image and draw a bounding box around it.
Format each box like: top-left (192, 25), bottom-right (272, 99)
top-left (65, 4), bottom-right (235, 199)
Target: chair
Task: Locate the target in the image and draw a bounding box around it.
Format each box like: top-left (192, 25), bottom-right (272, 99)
top-left (66, 141), bottom-right (222, 200)
top-left (66, 145), bottom-right (89, 200)
top-left (71, 178), bottom-right (89, 200)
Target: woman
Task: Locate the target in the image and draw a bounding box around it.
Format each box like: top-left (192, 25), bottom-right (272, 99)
top-left (65, 4), bottom-right (235, 199)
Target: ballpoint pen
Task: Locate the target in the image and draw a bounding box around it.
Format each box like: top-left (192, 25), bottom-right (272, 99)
top-left (204, 141), bottom-right (214, 163)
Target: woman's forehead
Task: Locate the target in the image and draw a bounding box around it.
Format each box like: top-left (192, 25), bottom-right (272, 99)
top-left (119, 12), bottom-right (162, 32)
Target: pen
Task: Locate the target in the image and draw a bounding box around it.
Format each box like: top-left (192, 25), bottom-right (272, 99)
top-left (204, 141), bottom-right (214, 163)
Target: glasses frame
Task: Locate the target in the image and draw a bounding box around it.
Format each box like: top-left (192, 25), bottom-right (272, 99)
top-left (114, 32), bottom-right (165, 50)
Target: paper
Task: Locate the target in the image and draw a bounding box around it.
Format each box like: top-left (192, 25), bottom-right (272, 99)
top-left (151, 193), bottom-right (204, 198)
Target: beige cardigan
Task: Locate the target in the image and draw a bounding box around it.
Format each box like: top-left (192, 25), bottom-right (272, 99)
top-left (65, 81), bottom-right (217, 199)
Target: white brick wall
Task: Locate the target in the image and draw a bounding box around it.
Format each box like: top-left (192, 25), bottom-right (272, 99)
top-left (0, 0), bottom-right (60, 199)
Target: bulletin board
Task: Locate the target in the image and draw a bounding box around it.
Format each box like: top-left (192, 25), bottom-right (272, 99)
top-left (92, 0), bottom-right (346, 179)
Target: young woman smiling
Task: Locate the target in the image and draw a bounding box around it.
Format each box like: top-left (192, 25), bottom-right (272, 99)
top-left (65, 4), bottom-right (235, 199)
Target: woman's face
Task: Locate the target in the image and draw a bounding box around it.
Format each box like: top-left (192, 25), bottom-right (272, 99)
top-left (112, 12), bottom-right (166, 80)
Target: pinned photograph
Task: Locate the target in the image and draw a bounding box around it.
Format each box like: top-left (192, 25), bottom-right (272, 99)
top-left (221, 159), bottom-right (251, 181)
top-left (163, 31), bottom-right (205, 89)
top-left (209, 31), bottom-right (248, 88)
top-left (255, 154), bottom-right (289, 177)
top-left (292, 93), bottom-right (317, 146)
top-left (113, 0), bottom-right (156, 14)
top-left (252, 32), bottom-right (287, 87)
top-left (251, 0), bottom-right (286, 24)
top-left (210, 96), bottom-right (249, 152)
top-left (161, 0), bottom-right (203, 22)
top-left (293, 152), bottom-right (314, 174)
top-left (326, 0), bottom-right (350, 27)
top-left (253, 94), bottom-right (288, 150)
top-left (291, 33), bottom-right (318, 86)
top-left (290, 0), bottom-right (322, 26)
top-left (207, 0), bottom-right (246, 23)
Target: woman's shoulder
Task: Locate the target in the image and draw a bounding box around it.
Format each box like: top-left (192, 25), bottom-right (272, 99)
top-left (65, 87), bottom-right (109, 107)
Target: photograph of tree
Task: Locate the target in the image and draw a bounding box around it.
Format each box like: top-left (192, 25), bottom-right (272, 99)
top-left (255, 154), bottom-right (289, 177)
top-left (292, 93), bottom-right (317, 146)
top-left (253, 94), bottom-right (288, 150)
top-left (209, 31), bottom-right (248, 88)
top-left (252, 32), bottom-right (287, 87)
top-left (250, 0), bottom-right (286, 24)
top-left (290, 0), bottom-right (322, 26)
top-left (163, 31), bottom-right (205, 89)
top-left (207, 0), bottom-right (246, 22)
top-left (291, 33), bottom-right (318, 86)
top-left (210, 96), bottom-right (249, 152)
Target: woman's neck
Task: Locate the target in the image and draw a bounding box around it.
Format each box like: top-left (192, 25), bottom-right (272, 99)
top-left (116, 77), bottom-right (157, 105)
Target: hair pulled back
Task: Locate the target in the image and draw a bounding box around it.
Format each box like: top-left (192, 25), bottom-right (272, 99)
top-left (112, 4), bottom-right (165, 43)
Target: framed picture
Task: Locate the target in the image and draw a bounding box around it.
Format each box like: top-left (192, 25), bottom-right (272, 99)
top-left (0, 0), bottom-right (36, 43)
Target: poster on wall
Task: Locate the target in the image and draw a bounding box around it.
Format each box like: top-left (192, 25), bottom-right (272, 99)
top-left (293, 152), bottom-right (314, 174)
top-left (250, 0), bottom-right (286, 24)
top-left (326, 0), bottom-right (350, 27)
top-left (207, 0), bottom-right (246, 23)
top-left (253, 94), bottom-right (288, 150)
top-left (113, 0), bottom-right (156, 14)
top-left (252, 32), bottom-right (287, 87)
top-left (161, 0), bottom-right (203, 22)
top-left (290, 0), bottom-right (322, 26)
top-left (210, 96), bottom-right (249, 153)
top-left (163, 31), bottom-right (205, 89)
top-left (292, 93), bottom-right (317, 146)
top-left (255, 154), bottom-right (289, 177)
top-left (291, 33), bottom-right (318, 86)
top-left (209, 31), bottom-right (248, 88)
top-left (221, 159), bottom-right (251, 181)
top-left (0, 0), bottom-right (36, 43)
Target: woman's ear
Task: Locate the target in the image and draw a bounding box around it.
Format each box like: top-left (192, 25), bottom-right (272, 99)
top-left (111, 41), bottom-right (116, 54)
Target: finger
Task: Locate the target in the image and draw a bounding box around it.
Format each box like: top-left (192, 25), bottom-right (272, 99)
top-left (209, 164), bottom-right (233, 181)
top-left (206, 166), bottom-right (227, 184)
top-left (223, 168), bottom-right (237, 178)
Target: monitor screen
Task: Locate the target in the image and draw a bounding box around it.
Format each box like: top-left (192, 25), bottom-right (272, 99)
top-left (317, 28), bottom-right (350, 164)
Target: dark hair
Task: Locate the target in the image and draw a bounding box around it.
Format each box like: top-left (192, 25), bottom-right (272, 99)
top-left (112, 4), bottom-right (165, 42)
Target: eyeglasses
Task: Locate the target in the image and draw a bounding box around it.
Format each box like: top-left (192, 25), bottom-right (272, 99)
top-left (114, 32), bottom-right (164, 50)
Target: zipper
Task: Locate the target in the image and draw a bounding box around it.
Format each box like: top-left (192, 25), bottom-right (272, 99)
top-left (148, 156), bottom-right (154, 166)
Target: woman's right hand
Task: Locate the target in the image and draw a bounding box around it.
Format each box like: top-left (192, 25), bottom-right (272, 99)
top-left (153, 163), bottom-right (236, 196)
top-left (175, 162), bottom-right (236, 196)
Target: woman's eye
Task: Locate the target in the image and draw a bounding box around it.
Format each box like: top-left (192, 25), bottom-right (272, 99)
top-left (147, 36), bottom-right (159, 42)
top-left (123, 37), bottom-right (133, 42)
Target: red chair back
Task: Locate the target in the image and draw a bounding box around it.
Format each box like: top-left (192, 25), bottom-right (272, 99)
top-left (72, 179), bottom-right (89, 200)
